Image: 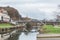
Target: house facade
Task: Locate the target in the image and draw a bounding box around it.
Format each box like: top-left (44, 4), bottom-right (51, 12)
top-left (0, 9), bottom-right (10, 22)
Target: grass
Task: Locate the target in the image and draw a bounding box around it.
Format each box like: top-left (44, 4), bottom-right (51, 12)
top-left (0, 23), bottom-right (14, 28)
top-left (42, 25), bottom-right (60, 34)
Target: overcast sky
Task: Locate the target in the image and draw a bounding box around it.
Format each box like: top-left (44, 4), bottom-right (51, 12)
top-left (0, 0), bottom-right (60, 20)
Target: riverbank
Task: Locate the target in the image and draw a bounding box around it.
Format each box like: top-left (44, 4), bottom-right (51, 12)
top-left (7, 33), bottom-right (20, 40)
top-left (0, 30), bottom-right (19, 40)
top-left (0, 33), bottom-right (10, 40)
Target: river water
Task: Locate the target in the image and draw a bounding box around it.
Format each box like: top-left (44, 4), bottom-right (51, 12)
top-left (7, 29), bottom-right (39, 40)
top-left (18, 29), bottom-right (39, 40)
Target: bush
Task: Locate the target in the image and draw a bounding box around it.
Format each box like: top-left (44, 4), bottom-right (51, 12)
top-left (26, 23), bottom-right (32, 31)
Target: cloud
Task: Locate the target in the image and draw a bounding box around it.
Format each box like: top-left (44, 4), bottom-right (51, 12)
top-left (10, 3), bottom-right (58, 20)
top-left (0, 0), bottom-right (59, 20)
top-left (0, 0), bottom-right (60, 4)
top-left (14, 3), bottom-right (57, 20)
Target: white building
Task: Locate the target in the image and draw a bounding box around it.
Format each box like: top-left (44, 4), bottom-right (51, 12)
top-left (0, 9), bottom-right (10, 22)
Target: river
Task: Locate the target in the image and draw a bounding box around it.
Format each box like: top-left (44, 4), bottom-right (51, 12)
top-left (7, 29), bottom-right (39, 40)
top-left (19, 32), bottom-right (39, 40)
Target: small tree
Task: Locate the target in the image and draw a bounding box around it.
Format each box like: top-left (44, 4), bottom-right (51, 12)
top-left (26, 22), bottom-right (32, 31)
top-left (24, 22), bottom-right (32, 35)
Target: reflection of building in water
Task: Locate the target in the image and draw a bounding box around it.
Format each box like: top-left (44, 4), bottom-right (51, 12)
top-left (0, 9), bottom-right (10, 22)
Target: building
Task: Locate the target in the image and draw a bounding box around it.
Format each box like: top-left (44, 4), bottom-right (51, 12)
top-left (18, 17), bottom-right (41, 27)
top-left (0, 9), bottom-right (10, 22)
top-left (0, 6), bottom-right (22, 21)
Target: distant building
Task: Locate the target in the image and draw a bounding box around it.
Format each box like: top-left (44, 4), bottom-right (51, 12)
top-left (22, 17), bottom-right (32, 21)
top-left (18, 17), bottom-right (41, 27)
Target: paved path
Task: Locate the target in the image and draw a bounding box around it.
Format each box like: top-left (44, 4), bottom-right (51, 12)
top-left (38, 38), bottom-right (60, 40)
top-left (37, 34), bottom-right (60, 38)
top-left (37, 34), bottom-right (60, 40)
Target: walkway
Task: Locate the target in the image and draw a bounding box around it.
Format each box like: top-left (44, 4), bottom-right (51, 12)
top-left (37, 34), bottom-right (60, 38)
top-left (37, 34), bottom-right (60, 40)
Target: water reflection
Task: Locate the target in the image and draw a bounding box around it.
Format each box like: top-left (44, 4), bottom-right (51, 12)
top-left (19, 32), bottom-right (39, 40)
top-left (7, 29), bottom-right (39, 40)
